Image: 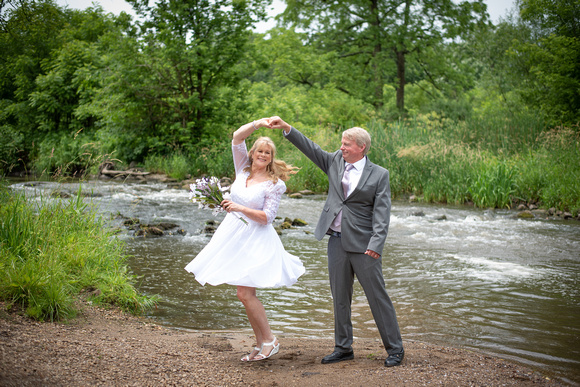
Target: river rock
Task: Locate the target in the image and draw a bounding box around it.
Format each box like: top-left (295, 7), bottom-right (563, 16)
top-left (157, 222), bottom-right (179, 230)
top-left (135, 226), bottom-right (164, 237)
top-left (203, 220), bottom-right (220, 235)
top-left (517, 204), bottom-right (527, 211)
top-left (118, 215), bottom-right (185, 236)
top-left (435, 215), bottom-right (447, 221)
top-left (288, 192), bottom-right (303, 199)
top-left (412, 210), bottom-right (425, 217)
top-left (563, 212), bottom-right (573, 219)
top-left (291, 218), bottom-right (308, 226)
top-left (299, 190), bottom-right (314, 195)
top-left (516, 210), bottom-right (534, 219)
top-left (204, 225), bottom-right (217, 234)
top-left (123, 218), bottom-right (140, 229)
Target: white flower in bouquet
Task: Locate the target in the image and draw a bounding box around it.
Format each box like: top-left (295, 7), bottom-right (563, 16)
top-left (189, 177), bottom-right (247, 224)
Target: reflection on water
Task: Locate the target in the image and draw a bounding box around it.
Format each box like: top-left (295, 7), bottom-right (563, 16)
top-left (10, 180), bottom-right (580, 384)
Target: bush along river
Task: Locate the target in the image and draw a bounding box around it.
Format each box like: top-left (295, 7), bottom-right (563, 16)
top-left (10, 178), bottom-right (580, 385)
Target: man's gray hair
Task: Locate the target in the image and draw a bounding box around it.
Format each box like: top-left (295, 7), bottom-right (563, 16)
top-left (343, 127), bottom-right (371, 155)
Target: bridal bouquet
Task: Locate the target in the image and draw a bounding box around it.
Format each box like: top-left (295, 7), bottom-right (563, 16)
top-left (189, 177), bottom-right (247, 224)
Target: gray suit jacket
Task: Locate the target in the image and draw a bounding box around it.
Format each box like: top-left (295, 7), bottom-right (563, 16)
top-left (286, 127), bottom-right (391, 254)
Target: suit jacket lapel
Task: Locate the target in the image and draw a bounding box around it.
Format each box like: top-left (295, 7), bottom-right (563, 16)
top-left (333, 157), bottom-right (347, 199)
top-left (349, 160), bottom-right (373, 199)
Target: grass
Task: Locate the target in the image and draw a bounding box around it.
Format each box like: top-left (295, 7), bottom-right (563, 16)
top-left (366, 115), bottom-right (579, 214)
top-left (144, 152), bottom-right (192, 181)
top-left (0, 184), bottom-right (158, 321)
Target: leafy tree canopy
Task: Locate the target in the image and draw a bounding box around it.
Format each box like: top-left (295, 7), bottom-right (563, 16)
top-left (279, 0), bottom-right (489, 114)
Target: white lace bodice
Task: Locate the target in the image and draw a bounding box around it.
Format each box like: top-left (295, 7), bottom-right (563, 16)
top-left (230, 141), bottom-right (286, 225)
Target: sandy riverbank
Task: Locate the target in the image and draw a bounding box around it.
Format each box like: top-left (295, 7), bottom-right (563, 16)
top-left (0, 301), bottom-right (566, 386)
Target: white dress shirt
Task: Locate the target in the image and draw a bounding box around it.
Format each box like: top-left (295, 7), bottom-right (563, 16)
top-left (330, 157), bottom-right (367, 232)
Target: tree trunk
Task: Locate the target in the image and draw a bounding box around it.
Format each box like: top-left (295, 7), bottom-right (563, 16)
top-left (370, 0), bottom-right (383, 110)
top-left (396, 0), bottom-right (411, 115)
top-left (396, 50), bottom-right (405, 113)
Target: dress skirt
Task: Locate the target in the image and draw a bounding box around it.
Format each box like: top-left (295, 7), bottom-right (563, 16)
top-left (184, 212), bottom-right (305, 288)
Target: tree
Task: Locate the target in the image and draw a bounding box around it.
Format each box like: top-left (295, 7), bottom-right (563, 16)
top-left (514, 0), bottom-right (580, 125)
top-left (118, 0), bottom-right (270, 152)
top-left (0, 0), bottom-right (69, 170)
top-left (280, 0), bottom-right (489, 114)
top-left (0, 1), bottom-right (138, 173)
top-left (28, 6), bottom-right (120, 134)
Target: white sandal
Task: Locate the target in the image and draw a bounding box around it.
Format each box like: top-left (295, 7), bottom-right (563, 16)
top-left (241, 346), bottom-right (261, 362)
top-left (251, 337), bottom-right (279, 361)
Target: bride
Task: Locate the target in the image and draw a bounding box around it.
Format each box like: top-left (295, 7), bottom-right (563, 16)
top-left (184, 118), bottom-right (305, 361)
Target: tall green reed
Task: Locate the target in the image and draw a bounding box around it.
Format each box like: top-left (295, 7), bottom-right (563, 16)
top-left (144, 152), bottom-right (192, 181)
top-left (0, 184), bottom-right (157, 321)
top-left (469, 160), bottom-right (517, 209)
top-left (365, 113), bottom-right (578, 212)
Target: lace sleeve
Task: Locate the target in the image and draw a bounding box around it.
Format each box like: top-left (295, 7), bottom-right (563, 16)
top-left (263, 180), bottom-right (286, 225)
top-left (232, 141), bottom-right (249, 175)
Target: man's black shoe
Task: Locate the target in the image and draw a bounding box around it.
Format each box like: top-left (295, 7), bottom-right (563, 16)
top-left (321, 350), bottom-right (354, 364)
top-left (384, 350), bottom-right (404, 367)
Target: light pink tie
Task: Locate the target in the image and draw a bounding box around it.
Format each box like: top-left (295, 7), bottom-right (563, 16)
top-left (342, 164), bottom-right (354, 198)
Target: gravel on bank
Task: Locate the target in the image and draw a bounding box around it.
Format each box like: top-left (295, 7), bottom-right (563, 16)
top-left (0, 301), bottom-right (566, 386)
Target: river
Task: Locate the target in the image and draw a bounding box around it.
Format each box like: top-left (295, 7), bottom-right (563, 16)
top-left (10, 179), bottom-right (580, 384)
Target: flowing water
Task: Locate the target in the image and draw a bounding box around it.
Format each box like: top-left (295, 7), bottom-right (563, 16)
top-left (10, 180), bottom-right (580, 384)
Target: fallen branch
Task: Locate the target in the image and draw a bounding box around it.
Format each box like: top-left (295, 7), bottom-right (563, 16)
top-left (100, 168), bottom-right (150, 177)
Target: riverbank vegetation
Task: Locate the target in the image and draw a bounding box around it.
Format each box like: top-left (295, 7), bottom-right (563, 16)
top-left (0, 184), bottom-right (157, 320)
top-left (1, 0), bottom-right (578, 214)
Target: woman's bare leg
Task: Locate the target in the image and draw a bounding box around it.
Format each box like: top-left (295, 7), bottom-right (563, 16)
top-left (237, 286), bottom-right (278, 358)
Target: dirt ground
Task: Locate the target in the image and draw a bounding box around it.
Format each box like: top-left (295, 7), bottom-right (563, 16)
top-left (0, 301), bottom-right (567, 386)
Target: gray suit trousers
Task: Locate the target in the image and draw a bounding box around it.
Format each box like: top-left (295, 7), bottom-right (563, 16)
top-left (328, 235), bottom-right (403, 355)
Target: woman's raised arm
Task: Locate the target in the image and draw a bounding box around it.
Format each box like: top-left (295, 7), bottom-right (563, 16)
top-left (232, 118), bottom-right (271, 145)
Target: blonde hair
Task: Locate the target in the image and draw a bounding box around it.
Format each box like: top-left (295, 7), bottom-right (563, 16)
top-left (245, 137), bottom-right (299, 182)
top-left (343, 127), bottom-right (371, 155)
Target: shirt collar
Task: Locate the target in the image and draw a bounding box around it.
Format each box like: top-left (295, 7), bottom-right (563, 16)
top-left (347, 156), bottom-right (366, 171)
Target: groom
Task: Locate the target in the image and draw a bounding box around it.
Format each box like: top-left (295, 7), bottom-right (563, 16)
top-left (270, 116), bottom-right (404, 367)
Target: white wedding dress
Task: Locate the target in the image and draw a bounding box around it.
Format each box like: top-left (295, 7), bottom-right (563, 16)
top-left (184, 141), bottom-right (305, 288)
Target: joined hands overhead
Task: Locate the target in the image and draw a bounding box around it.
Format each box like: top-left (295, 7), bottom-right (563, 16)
top-left (252, 117), bottom-right (291, 132)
